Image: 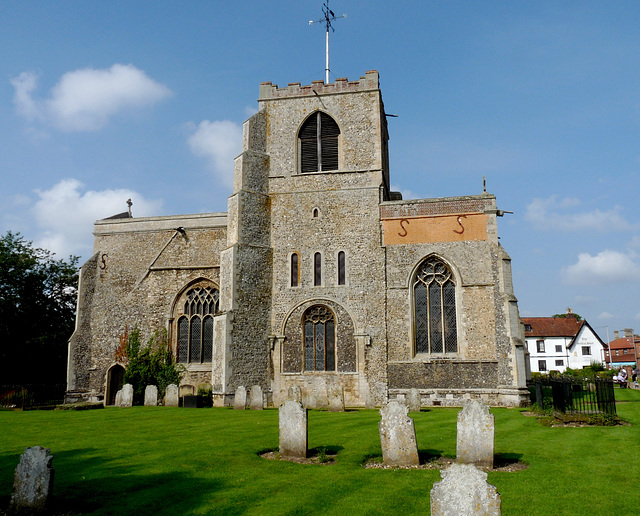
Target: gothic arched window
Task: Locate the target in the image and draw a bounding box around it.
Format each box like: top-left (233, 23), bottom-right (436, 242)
top-left (299, 112), bottom-right (340, 173)
top-left (303, 306), bottom-right (336, 371)
top-left (177, 286), bottom-right (219, 364)
top-left (413, 257), bottom-right (458, 354)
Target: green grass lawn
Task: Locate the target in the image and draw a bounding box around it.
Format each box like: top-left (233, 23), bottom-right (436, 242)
top-left (2, 389), bottom-right (640, 515)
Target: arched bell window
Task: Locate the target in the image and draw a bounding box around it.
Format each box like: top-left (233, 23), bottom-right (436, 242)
top-left (303, 305), bottom-right (336, 371)
top-left (299, 112), bottom-right (340, 173)
top-left (413, 257), bottom-right (458, 354)
top-left (176, 286), bottom-right (219, 364)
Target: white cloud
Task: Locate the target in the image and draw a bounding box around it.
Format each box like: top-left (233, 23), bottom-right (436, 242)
top-left (526, 195), bottom-right (637, 232)
top-left (11, 64), bottom-right (172, 131)
top-left (563, 249), bottom-right (640, 285)
top-left (187, 120), bottom-right (242, 188)
top-left (32, 179), bottom-right (162, 258)
top-left (391, 184), bottom-right (419, 201)
top-left (244, 105), bottom-right (258, 118)
top-left (574, 295), bottom-right (595, 304)
top-left (598, 312), bottom-right (615, 320)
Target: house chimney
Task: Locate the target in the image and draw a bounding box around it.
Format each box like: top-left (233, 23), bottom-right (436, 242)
top-left (624, 328), bottom-right (633, 338)
top-left (614, 330), bottom-right (619, 339)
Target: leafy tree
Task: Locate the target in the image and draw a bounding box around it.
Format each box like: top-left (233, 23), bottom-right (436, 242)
top-left (121, 327), bottom-right (183, 404)
top-left (0, 232), bottom-right (78, 384)
top-left (552, 312), bottom-right (583, 321)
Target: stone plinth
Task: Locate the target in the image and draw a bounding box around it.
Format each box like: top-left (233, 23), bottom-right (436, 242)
top-left (279, 400), bottom-right (308, 459)
top-left (249, 385), bottom-right (264, 410)
top-left (144, 385), bottom-right (158, 406)
top-left (234, 386), bottom-right (247, 410)
top-left (457, 400), bottom-right (494, 468)
top-left (378, 401), bottom-right (419, 466)
top-left (430, 463), bottom-right (501, 515)
top-left (164, 384), bottom-right (179, 407)
top-left (10, 446), bottom-right (54, 513)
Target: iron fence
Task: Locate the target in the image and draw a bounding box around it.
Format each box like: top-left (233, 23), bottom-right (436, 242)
top-left (0, 384), bottom-right (66, 410)
top-left (528, 377), bottom-right (616, 416)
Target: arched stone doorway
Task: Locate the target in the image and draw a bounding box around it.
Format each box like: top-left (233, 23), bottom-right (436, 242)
top-left (105, 364), bottom-right (125, 405)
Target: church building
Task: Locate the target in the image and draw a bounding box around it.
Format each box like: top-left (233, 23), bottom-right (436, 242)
top-left (66, 70), bottom-right (529, 407)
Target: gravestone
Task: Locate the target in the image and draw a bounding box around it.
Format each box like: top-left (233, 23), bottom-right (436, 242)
top-left (164, 384), bottom-right (179, 407)
top-left (288, 385), bottom-right (302, 403)
top-left (406, 388), bottom-right (421, 412)
top-left (144, 385), bottom-right (158, 406)
top-left (378, 401), bottom-right (419, 466)
top-left (327, 384), bottom-right (345, 412)
top-left (119, 384), bottom-right (133, 407)
top-left (234, 386), bottom-right (247, 410)
top-left (249, 385), bottom-right (264, 410)
top-left (114, 389), bottom-right (122, 407)
top-left (364, 388), bottom-right (376, 409)
top-left (430, 463), bottom-right (501, 515)
top-left (279, 400), bottom-right (308, 459)
top-left (457, 400), bottom-right (494, 468)
top-left (10, 446), bottom-right (54, 513)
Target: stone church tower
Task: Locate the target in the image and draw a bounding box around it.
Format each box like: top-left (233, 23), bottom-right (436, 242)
top-left (67, 71), bottom-right (528, 407)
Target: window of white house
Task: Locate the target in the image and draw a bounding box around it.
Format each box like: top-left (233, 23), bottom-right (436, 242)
top-left (555, 345), bottom-right (562, 353)
top-left (538, 360), bottom-right (547, 372)
top-left (524, 324), bottom-right (532, 332)
top-left (582, 346), bottom-right (591, 356)
top-left (536, 340), bottom-right (545, 353)
top-left (555, 360), bottom-right (564, 367)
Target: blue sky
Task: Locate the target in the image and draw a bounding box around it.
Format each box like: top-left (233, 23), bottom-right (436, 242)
top-left (2, 1), bottom-right (639, 342)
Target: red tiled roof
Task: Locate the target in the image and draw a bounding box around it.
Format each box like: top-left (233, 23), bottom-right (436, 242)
top-left (522, 317), bottom-right (583, 338)
top-left (608, 337), bottom-right (638, 350)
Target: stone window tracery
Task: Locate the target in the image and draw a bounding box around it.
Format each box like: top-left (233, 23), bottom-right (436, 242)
top-left (413, 257), bottom-right (457, 354)
top-left (177, 286), bottom-right (219, 364)
top-left (299, 112), bottom-right (340, 173)
top-left (303, 305), bottom-right (336, 371)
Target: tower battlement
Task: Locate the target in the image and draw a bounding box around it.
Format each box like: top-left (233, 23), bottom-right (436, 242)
top-left (259, 70), bottom-right (379, 100)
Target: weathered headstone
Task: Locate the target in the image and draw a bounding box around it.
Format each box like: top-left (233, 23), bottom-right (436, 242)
top-left (114, 389), bottom-right (123, 407)
top-left (378, 401), bottom-right (419, 466)
top-left (234, 386), bottom-right (247, 410)
top-left (119, 384), bottom-right (133, 407)
top-left (406, 388), bottom-right (421, 413)
top-left (457, 400), bottom-right (494, 468)
top-left (327, 384), bottom-right (345, 412)
top-left (288, 385), bottom-right (302, 403)
top-left (164, 384), bottom-right (179, 407)
top-left (10, 446), bottom-right (54, 513)
top-left (279, 400), bottom-right (308, 459)
top-left (144, 385), bottom-right (158, 406)
top-left (249, 385), bottom-right (264, 410)
top-left (430, 463), bottom-right (501, 516)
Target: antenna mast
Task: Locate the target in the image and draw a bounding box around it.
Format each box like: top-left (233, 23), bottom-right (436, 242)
top-left (309, 1), bottom-right (346, 83)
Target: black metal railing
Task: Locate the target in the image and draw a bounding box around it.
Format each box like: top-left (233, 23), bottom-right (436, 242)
top-left (528, 377), bottom-right (616, 416)
top-left (0, 384), bottom-right (66, 410)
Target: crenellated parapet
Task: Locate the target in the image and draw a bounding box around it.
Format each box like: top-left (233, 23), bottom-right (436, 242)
top-left (259, 70), bottom-right (379, 100)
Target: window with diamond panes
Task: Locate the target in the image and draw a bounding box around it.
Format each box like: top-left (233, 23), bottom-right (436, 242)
top-left (299, 112), bottom-right (340, 173)
top-left (177, 286), bottom-right (219, 364)
top-left (303, 306), bottom-right (336, 372)
top-left (413, 257), bottom-right (458, 354)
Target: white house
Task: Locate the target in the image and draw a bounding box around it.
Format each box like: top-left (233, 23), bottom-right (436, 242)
top-left (522, 311), bottom-right (607, 374)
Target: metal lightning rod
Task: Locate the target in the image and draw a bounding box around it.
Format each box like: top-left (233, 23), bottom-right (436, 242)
top-left (309, 1), bottom-right (346, 83)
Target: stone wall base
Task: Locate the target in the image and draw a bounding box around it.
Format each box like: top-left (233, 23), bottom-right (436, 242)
top-left (64, 390), bottom-right (103, 404)
top-left (389, 387), bottom-right (530, 408)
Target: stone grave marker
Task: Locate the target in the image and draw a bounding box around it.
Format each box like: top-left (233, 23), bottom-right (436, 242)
top-left (378, 401), bottom-right (419, 466)
top-left (120, 384), bottom-right (133, 407)
top-left (279, 400), bottom-right (308, 459)
top-left (234, 386), bottom-right (247, 410)
top-left (10, 446), bottom-right (54, 513)
top-left (430, 463), bottom-right (501, 516)
top-left (114, 389), bottom-right (123, 407)
top-left (288, 385), bottom-right (302, 403)
top-left (144, 385), bottom-right (158, 406)
top-left (327, 384), bottom-right (345, 412)
top-left (406, 388), bottom-right (421, 413)
top-left (164, 384), bottom-right (179, 407)
top-left (249, 385), bottom-right (264, 410)
top-left (457, 400), bottom-right (494, 468)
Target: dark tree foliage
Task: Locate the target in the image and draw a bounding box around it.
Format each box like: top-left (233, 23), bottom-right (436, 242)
top-left (0, 232), bottom-right (79, 384)
top-left (552, 312), bottom-right (583, 321)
